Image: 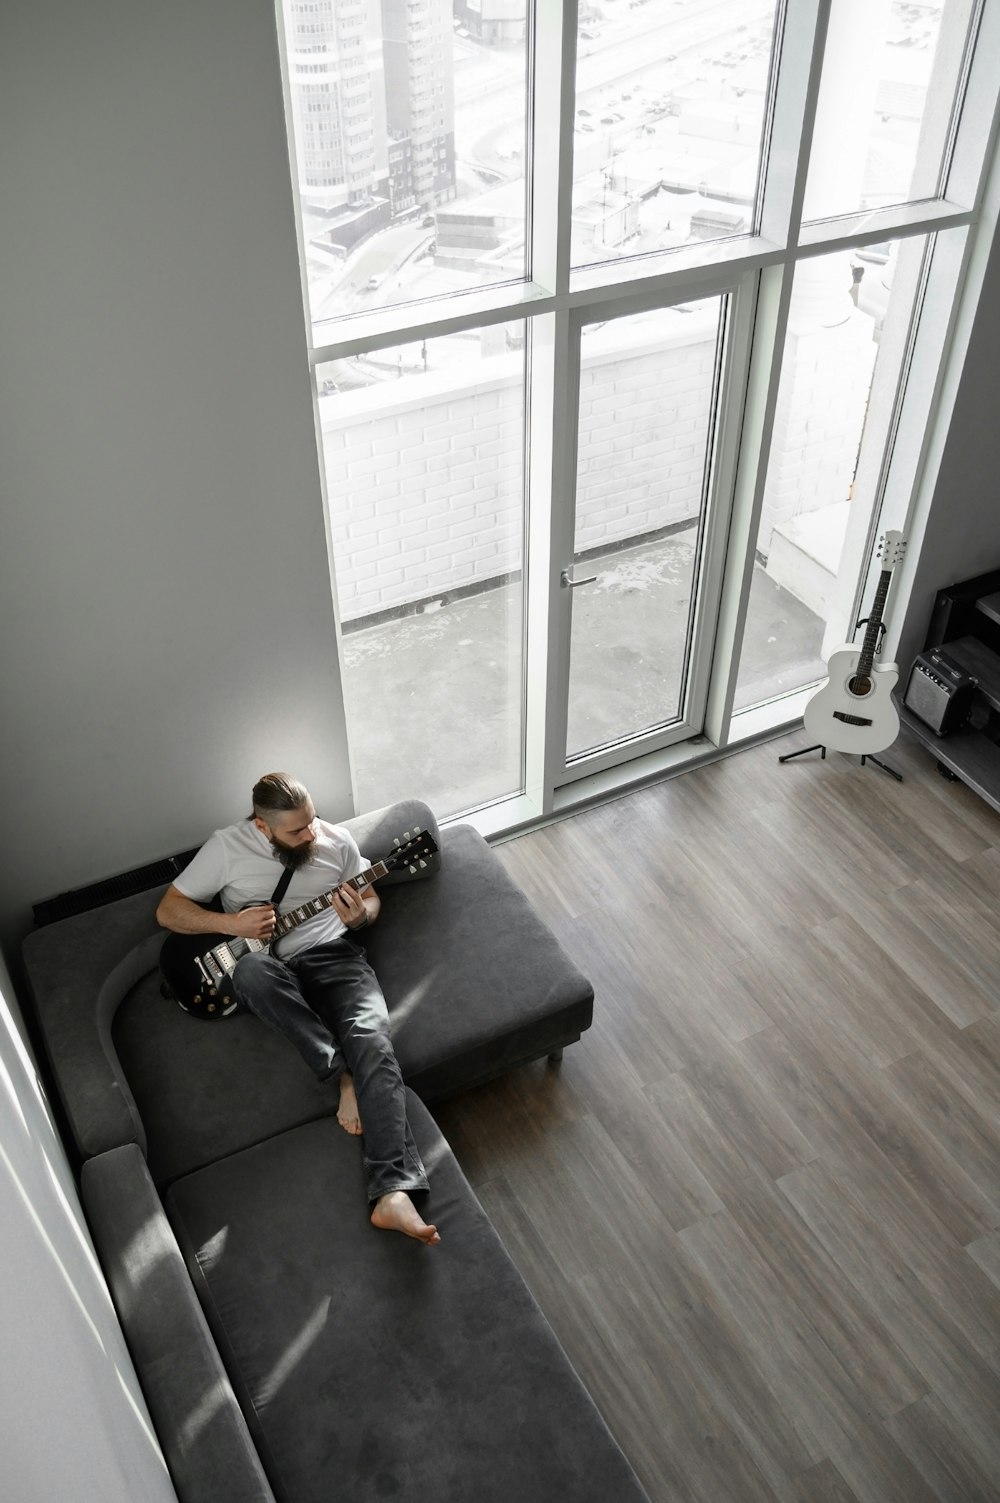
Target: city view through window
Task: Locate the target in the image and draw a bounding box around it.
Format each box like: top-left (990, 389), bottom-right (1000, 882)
top-left (287, 0), bottom-right (965, 322)
top-left (279, 0), bottom-right (985, 821)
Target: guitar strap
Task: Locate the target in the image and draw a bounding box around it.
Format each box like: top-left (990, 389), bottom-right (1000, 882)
top-left (270, 864), bottom-right (295, 907)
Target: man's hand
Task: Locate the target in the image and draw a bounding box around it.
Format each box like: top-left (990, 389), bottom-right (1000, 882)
top-left (331, 883), bottom-right (370, 930)
top-left (231, 904), bottom-right (277, 941)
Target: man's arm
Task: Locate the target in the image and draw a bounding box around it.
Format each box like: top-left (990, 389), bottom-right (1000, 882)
top-left (155, 884), bottom-right (276, 941)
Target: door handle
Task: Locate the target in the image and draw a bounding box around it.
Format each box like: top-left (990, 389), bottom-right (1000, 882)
top-left (561, 568), bottom-right (598, 588)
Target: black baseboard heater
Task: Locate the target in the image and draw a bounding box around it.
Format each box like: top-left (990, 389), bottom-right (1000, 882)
top-left (32, 849), bottom-right (201, 927)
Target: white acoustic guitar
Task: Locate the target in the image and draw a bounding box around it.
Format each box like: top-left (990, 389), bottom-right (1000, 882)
top-left (803, 530), bottom-right (906, 755)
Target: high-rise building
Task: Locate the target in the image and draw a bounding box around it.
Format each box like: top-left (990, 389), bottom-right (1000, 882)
top-left (381, 0), bottom-right (455, 209)
top-left (282, 0), bottom-right (454, 232)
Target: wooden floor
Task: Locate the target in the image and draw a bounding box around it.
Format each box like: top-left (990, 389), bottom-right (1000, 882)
top-left (432, 726), bottom-right (1000, 1503)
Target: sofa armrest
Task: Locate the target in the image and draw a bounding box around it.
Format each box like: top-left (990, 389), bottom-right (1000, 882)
top-left (82, 1144), bottom-right (276, 1503)
top-left (22, 891), bottom-right (165, 1160)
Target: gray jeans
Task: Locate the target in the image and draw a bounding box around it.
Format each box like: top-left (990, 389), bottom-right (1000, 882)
top-left (232, 936), bottom-right (428, 1205)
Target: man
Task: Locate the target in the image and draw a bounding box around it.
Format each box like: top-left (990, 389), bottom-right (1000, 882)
top-left (156, 772), bottom-right (440, 1245)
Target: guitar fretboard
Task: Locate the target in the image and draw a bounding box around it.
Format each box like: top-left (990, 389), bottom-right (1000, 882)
top-left (855, 568), bottom-right (893, 681)
top-left (272, 860), bottom-right (388, 938)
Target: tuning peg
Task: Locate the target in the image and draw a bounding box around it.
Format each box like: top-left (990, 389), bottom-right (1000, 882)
top-left (393, 836), bottom-right (400, 847)
top-left (418, 859), bottom-right (426, 868)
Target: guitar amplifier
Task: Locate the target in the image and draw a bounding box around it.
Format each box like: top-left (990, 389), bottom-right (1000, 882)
top-left (903, 647), bottom-right (978, 735)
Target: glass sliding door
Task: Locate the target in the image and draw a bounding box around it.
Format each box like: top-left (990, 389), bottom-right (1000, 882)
top-left (564, 297), bottom-right (727, 765)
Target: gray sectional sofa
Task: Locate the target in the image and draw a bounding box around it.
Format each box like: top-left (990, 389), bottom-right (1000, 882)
top-left (23, 799), bottom-right (651, 1503)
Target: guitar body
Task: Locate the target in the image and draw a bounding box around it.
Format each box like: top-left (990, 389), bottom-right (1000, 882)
top-left (803, 646), bottom-right (900, 754)
top-left (159, 932), bottom-right (259, 1018)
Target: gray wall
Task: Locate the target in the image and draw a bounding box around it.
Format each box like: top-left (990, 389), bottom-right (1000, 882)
top-left (897, 221), bottom-right (1000, 673)
top-left (0, 0), bottom-right (352, 959)
top-left (0, 2), bottom-right (356, 1493)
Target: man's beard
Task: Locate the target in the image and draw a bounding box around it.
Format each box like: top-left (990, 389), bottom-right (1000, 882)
top-left (269, 835), bottom-right (316, 871)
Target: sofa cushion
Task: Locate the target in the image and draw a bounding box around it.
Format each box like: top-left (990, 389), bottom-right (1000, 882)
top-left (81, 1143), bottom-right (276, 1503)
top-left (358, 822), bottom-right (593, 1097)
top-left (165, 1093), bottom-right (648, 1503)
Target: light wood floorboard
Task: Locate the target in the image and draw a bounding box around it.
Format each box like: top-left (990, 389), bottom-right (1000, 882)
top-left (432, 727), bottom-right (1000, 1502)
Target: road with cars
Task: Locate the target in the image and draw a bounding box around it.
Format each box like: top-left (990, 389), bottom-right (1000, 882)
top-left (455, 0), bottom-right (775, 179)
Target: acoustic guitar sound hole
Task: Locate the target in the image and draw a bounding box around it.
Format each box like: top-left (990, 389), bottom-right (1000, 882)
top-left (848, 675), bottom-right (872, 697)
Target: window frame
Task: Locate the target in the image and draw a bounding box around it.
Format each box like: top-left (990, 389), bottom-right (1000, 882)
top-left (276, 0), bottom-right (1000, 833)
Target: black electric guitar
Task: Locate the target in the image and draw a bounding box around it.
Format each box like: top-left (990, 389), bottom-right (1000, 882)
top-left (160, 827), bottom-right (438, 1019)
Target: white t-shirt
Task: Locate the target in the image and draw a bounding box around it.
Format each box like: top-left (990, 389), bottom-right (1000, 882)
top-left (173, 818), bottom-right (369, 958)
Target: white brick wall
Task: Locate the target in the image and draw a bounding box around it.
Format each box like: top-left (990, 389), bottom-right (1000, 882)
top-left (320, 307), bottom-right (872, 623)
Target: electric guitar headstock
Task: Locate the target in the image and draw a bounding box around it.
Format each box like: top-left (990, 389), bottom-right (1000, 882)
top-left (383, 827), bottom-right (439, 875)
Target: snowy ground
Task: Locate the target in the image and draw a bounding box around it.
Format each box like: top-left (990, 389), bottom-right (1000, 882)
top-left (341, 528), bottom-right (826, 818)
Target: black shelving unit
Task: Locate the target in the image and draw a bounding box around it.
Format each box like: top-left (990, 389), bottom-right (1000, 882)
top-left (895, 567), bottom-right (1000, 813)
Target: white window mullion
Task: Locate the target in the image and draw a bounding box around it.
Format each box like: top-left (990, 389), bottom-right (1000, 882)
top-left (756, 0), bottom-right (831, 249)
top-left (524, 309), bottom-right (578, 814)
top-left (528, 0), bottom-right (578, 295)
top-left (521, 0), bottom-right (580, 814)
top-left (705, 263), bottom-right (795, 747)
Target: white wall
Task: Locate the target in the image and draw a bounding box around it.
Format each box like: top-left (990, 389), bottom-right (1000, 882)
top-left (0, 952), bottom-right (178, 1503)
top-left (0, 0), bottom-right (353, 955)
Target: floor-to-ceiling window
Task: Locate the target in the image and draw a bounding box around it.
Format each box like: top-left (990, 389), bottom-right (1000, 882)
top-left (278, 0), bottom-right (997, 827)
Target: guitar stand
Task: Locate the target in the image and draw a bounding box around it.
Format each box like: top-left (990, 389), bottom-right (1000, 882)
top-left (778, 743), bottom-right (903, 782)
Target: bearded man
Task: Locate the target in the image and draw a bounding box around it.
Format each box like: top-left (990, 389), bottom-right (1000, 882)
top-left (155, 772), bottom-right (439, 1245)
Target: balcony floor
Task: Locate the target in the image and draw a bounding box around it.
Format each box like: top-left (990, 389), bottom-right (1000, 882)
top-left (341, 529), bottom-right (826, 819)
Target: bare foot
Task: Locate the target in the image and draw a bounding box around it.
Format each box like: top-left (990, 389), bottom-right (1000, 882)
top-left (371, 1191), bottom-right (440, 1245)
top-left (336, 1075), bottom-right (363, 1136)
